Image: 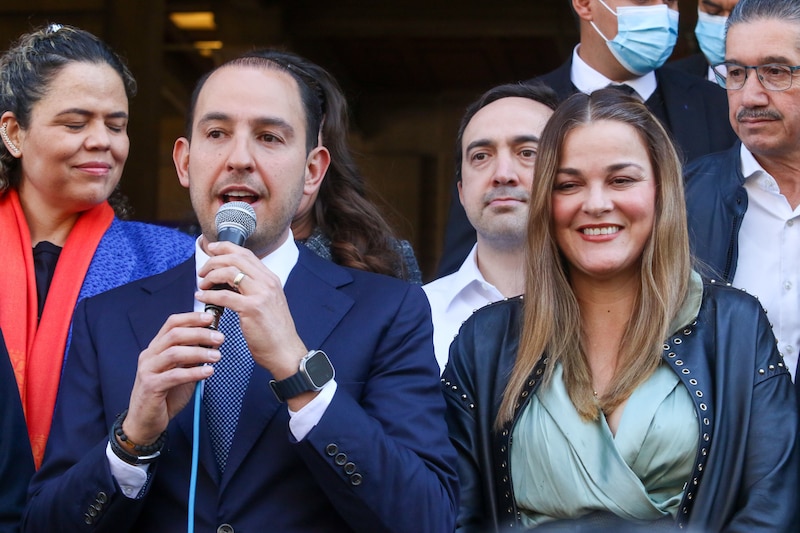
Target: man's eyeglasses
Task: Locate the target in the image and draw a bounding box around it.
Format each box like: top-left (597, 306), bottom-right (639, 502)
top-left (712, 62), bottom-right (800, 91)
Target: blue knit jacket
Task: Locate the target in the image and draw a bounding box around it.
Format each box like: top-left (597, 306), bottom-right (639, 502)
top-left (67, 218), bottom-right (195, 355)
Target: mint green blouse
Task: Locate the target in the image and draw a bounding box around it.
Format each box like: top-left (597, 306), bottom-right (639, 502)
top-left (510, 272), bottom-right (703, 528)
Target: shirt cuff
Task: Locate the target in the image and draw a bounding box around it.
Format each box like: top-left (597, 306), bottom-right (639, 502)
top-left (105, 442), bottom-right (149, 499)
top-left (288, 380), bottom-right (337, 440)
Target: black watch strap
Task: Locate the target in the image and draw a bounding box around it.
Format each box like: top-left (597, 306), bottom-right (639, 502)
top-left (270, 371), bottom-right (310, 403)
top-left (269, 350), bottom-right (334, 402)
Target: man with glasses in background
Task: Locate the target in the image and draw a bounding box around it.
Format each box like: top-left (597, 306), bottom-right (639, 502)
top-left (685, 0), bottom-right (800, 384)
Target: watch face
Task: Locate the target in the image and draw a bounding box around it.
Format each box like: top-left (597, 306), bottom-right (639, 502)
top-left (305, 351), bottom-right (335, 388)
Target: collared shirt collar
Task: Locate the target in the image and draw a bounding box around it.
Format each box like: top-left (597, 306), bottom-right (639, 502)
top-left (570, 45), bottom-right (657, 102)
top-left (740, 144), bottom-right (780, 193)
top-left (423, 244), bottom-right (505, 372)
top-left (442, 244), bottom-right (498, 313)
top-left (193, 230), bottom-right (299, 295)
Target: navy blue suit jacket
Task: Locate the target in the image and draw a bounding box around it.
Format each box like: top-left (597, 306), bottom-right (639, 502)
top-left (0, 329), bottom-right (34, 533)
top-left (25, 247), bottom-right (458, 533)
top-left (436, 59), bottom-right (738, 277)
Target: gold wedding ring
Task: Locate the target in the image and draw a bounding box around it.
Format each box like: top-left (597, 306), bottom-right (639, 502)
top-left (233, 271), bottom-right (246, 290)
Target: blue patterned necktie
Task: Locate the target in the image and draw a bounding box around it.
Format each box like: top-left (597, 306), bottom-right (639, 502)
top-left (204, 308), bottom-right (254, 472)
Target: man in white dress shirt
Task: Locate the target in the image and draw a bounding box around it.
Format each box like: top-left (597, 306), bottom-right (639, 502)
top-left (424, 83), bottom-right (557, 372)
top-left (685, 0), bottom-right (800, 380)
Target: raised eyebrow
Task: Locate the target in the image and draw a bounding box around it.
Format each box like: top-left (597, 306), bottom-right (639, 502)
top-left (556, 167), bottom-right (581, 177)
top-left (465, 138), bottom-right (494, 154)
top-left (106, 111), bottom-right (129, 120)
top-left (760, 57), bottom-right (795, 66)
top-left (555, 162), bottom-right (644, 176)
top-left (726, 57), bottom-right (794, 66)
top-left (511, 134), bottom-right (540, 146)
top-left (606, 162), bottom-right (645, 174)
top-left (196, 112), bottom-right (232, 128)
top-left (251, 117), bottom-right (295, 139)
top-left (196, 113), bottom-right (296, 138)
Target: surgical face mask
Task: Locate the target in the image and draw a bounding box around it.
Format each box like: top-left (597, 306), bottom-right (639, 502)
top-left (694, 9), bottom-right (727, 66)
top-left (591, 0), bottom-right (679, 76)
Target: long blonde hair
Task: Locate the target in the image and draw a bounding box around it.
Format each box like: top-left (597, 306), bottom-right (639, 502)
top-left (496, 89), bottom-right (690, 426)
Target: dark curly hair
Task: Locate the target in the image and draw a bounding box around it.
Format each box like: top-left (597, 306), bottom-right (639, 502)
top-left (0, 23), bottom-right (136, 217)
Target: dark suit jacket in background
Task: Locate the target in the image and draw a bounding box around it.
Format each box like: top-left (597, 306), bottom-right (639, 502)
top-left (25, 247), bottom-right (458, 533)
top-left (0, 329), bottom-right (34, 533)
top-left (668, 53), bottom-right (713, 81)
top-left (436, 58), bottom-right (737, 278)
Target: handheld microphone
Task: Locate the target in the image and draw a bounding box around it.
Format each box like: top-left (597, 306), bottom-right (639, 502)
top-left (205, 201), bottom-right (257, 328)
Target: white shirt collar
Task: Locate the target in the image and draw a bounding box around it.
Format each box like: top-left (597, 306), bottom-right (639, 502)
top-left (739, 144), bottom-right (781, 194)
top-left (437, 244), bottom-right (497, 313)
top-left (193, 230), bottom-right (299, 292)
top-left (570, 45), bottom-right (657, 101)
top-left (423, 243), bottom-right (505, 372)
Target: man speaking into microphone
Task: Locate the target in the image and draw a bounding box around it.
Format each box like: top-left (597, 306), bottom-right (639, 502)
top-left (25, 49), bottom-right (457, 533)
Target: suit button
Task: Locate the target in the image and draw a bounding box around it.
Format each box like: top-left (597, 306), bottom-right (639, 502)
top-left (325, 443), bottom-right (338, 456)
top-left (217, 524), bottom-right (234, 533)
top-left (84, 514), bottom-right (94, 525)
top-left (96, 491), bottom-right (108, 504)
top-left (350, 473), bottom-right (363, 486)
top-left (344, 462), bottom-right (356, 475)
top-left (334, 452), bottom-right (347, 466)
top-left (87, 507), bottom-right (98, 517)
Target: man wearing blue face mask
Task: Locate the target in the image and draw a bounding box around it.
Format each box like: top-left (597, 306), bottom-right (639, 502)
top-left (535, 0), bottom-right (736, 163)
top-left (671, 0), bottom-right (739, 82)
top-left (435, 0), bottom-right (739, 279)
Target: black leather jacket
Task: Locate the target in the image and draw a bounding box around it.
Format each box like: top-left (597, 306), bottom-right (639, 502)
top-left (443, 281), bottom-right (798, 532)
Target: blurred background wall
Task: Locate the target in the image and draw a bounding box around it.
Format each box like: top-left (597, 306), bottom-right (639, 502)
top-left (0, 0), bottom-right (698, 279)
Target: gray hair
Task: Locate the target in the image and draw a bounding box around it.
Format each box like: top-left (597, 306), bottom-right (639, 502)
top-left (728, 0), bottom-right (800, 29)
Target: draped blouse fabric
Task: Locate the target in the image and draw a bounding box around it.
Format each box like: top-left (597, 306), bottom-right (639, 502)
top-left (511, 363), bottom-right (698, 528)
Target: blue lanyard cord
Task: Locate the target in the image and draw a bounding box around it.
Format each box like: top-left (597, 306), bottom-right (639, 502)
top-left (188, 382), bottom-right (202, 533)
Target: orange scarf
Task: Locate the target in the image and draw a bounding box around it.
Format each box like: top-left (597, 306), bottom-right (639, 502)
top-left (0, 189), bottom-right (113, 468)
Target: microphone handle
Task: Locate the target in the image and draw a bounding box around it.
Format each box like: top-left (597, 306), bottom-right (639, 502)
top-left (217, 227), bottom-right (247, 246)
top-left (203, 228), bottom-right (246, 328)
top-left (204, 285), bottom-right (230, 330)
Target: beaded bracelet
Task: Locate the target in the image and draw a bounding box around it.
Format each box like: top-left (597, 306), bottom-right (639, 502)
top-left (108, 409), bottom-right (166, 465)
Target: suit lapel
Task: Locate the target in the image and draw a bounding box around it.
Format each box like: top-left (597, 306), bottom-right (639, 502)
top-left (123, 259), bottom-right (223, 480)
top-left (127, 258), bottom-right (196, 350)
top-left (220, 248), bottom-right (354, 486)
top-left (285, 248), bottom-right (354, 349)
top-left (536, 60), bottom-right (577, 101)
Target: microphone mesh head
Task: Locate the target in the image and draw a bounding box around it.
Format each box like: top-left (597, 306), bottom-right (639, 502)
top-left (215, 201), bottom-right (257, 239)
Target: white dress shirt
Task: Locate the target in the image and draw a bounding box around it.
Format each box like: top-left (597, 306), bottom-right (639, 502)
top-left (733, 144), bottom-right (800, 378)
top-left (109, 232), bottom-right (336, 496)
top-left (423, 245), bottom-right (505, 373)
top-left (570, 46), bottom-right (658, 102)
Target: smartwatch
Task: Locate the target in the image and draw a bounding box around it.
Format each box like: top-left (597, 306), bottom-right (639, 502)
top-left (270, 350), bottom-right (335, 402)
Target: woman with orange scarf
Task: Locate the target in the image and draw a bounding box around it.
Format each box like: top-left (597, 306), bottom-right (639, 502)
top-left (0, 24), bottom-right (193, 499)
